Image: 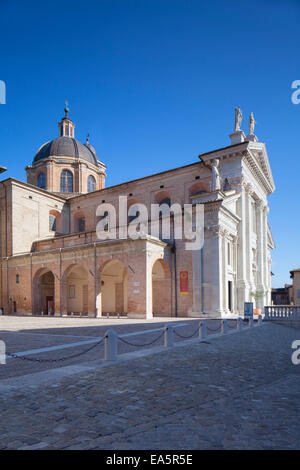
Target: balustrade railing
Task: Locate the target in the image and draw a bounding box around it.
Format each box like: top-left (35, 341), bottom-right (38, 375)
top-left (264, 305), bottom-right (300, 320)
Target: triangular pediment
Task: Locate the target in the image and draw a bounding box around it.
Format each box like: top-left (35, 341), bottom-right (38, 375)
top-left (247, 142), bottom-right (275, 193)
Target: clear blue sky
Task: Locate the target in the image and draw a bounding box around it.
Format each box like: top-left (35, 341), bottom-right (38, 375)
top-left (0, 0), bottom-right (299, 287)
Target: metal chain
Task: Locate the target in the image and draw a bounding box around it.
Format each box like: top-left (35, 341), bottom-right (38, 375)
top-left (173, 325), bottom-right (200, 339)
top-left (118, 330), bottom-right (165, 347)
top-left (206, 323), bottom-right (221, 333)
top-left (227, 321), bottom-right (238, 330)
top-left (6, 336), bottom-right (105, 363)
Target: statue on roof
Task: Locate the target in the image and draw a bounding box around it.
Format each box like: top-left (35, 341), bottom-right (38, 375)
top-left (248, 112), bottom-right (256, 135)
top-left (234, 106), bottom-right (242, 132)
top-left (210, 159), bottom-right (221, 192)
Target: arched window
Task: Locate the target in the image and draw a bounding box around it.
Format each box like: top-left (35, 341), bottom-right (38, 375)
top-left (60, 170), bottom-right (73, 193)
top-left (49, 214), bottom-right (56, 232)
top-left (128, 204), bottom-right (140, 223)
top-left (37, 173), bottom-right (46, 189)
top-left (78, 217), bottom-right (85, 232)
top-left (88, 175), bottom-right (96, 193)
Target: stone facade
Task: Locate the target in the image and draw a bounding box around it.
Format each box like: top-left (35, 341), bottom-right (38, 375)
top-left (289, 269), bottom-right (300, 305)
top-left (0, 110), bottom-right (275, 318)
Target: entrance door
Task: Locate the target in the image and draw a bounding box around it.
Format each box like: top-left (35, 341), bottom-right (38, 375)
top-left (82, 285), bottom-right (88, 315)
top-left (228, 281), bottom-right (232, 312)
top-left (46, 296), bottom-right (54, 315)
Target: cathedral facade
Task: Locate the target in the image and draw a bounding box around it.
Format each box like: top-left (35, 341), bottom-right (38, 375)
top-left (0, 107), bottom-right (275, 318)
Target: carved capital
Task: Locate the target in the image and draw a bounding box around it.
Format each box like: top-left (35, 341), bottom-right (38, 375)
top-left (244, 182), bottom-right (254, 195)
top-left (206, 224), bottom-right (228, 238)
top-left (231, 235), bottom-right (238, 245)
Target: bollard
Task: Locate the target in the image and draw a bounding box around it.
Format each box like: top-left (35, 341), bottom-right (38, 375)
top-left (258, 314), bottom-right (262, 326)
top-left (164, 324), bottom-right (174, 347)
top-left (80, 312), bottom-right (82, 317)
top-left (117, 313), bottom-right (120, 319)
top-left (199, 320), bottom-right (207, 340)
top-left (249, 316), bottom-right (253, 328)
top-left (41, 311), bottom-right (43, 316)
top-left (71, 311), bottom-right (74, 317)
top-left (237, 317), bottom-right (242, 330)
top-left (221, 319), bottom-right (228, 335)
top-left (104, 329), bottom-right (118, 361)
top-left (107, 312), bottom-right (110, 319)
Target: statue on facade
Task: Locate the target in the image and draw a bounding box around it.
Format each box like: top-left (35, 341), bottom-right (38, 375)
top-left (234, 106), bottom-right (242, 132)
top-left (210, 159), bottom-right (221, 192)
top-left (248, 112), bottom-right (256, 135)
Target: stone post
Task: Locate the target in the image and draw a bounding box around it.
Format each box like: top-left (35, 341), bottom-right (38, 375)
top-left (164, 324), bottom-right (174, 347)
top-left (104, 329), bottom-right (118, 361)
top-left (199, 320), bottom-right (207, 339)
top-left (221, 318), bottom-right (228, 334)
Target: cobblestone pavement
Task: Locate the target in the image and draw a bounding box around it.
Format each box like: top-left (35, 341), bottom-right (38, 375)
top-left (0, 322), bottom-right (299, 449)
top-left (0, 316), bottom-right (234, 380)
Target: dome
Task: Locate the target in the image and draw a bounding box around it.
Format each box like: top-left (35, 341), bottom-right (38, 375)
top-left (33, 136), bottom-right (99, 166)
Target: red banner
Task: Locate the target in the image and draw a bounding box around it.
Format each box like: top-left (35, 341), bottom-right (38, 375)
top-left (180, 270), bottom-right (188, 295)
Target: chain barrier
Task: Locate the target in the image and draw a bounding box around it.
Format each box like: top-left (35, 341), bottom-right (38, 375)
top-left (206, 322), bottom-right (222, 333)
top-left (227, 321), bottom-right (238, 330)
top-left (118, 330), bottom-right (165, 347)
top-left (6, 336), bottom-right (105, 363)
top-left (173, 325), bottom-right (200, 339)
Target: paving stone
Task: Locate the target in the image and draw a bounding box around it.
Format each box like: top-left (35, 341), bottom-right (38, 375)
top-left (1, 323), bottom-right (300, 449)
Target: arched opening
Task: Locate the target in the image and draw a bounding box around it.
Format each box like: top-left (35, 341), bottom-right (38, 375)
top-left (49, 209), bottom-right (62, 235)
top-left (73, 211), bottom-right (86, 233)
top-left (189, 181), bottom-right (209, 199)
top-left (63, 265), bottom-right (89, 315)
top-left (127, 198), bottom-right (141, 224)
top-left (37, 172), bottom-right (46, 190)
top-left (88, 175), bottom-right (96, 193)
top-left (152, 259), bottom-right (172, 317)
top-left (154, 190), bottom-right (171, 207)
top-left (98, 260), bottom-right (128, 316)
top-left (33, 269), bottom-right (55, 315)
top-left (60, 169), bottom-right (73, 193)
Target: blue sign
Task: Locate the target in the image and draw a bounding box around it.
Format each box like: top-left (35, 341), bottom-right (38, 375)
top-left (244, 302), bottom-right (253, 319)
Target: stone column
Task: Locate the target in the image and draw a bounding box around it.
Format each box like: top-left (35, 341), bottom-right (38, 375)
top-left (236, 183), bottom-right (249, 314)
top-left (245, 184), bottom-right (254, 287)
top-left (60, 279), bottom-right (67, 315)
top-left (127, 242), bottom-right (153, 319)
top-left (263, 206), bottom-right (269, 296)
top-left (207, 225), bottom-right (224, 316)
top-left (88, 271), bottom-right (96, 316)
top-left (232, 235), bottom-right (238, 313)
top-left (256, 200), bottom-right (266, 309)
top-left (54, 275), bottom-right (61, 316)
top-left (222, 230), bottom-right (227, 313)
top-left (191, 248), bottom-right (202, 315)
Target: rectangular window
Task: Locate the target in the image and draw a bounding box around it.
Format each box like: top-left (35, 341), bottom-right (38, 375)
top-left (16, 274), bottom-right (19, 284)
top-left (69, 285), bottom-right (75, 298)
top-left (78, 217), bottom-right (85, 232)
top-left (297, 289), bottom-right (300, 299)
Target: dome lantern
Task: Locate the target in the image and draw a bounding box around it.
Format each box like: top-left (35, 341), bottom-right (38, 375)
top-left (58, 101), bottom-right (75, 138)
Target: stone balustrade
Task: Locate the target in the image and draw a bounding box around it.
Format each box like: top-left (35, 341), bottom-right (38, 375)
top-left (264, 305), bottom-right (300, 320)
